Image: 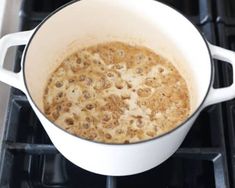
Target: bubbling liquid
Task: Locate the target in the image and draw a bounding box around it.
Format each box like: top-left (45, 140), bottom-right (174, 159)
top-left (43, 42), bottom-right (190, 143)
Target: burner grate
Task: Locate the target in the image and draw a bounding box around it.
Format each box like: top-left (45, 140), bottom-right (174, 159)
top-left (217, 22), bottom-right (235, 188)
top-left (216, 0), bottom-right (235, 25)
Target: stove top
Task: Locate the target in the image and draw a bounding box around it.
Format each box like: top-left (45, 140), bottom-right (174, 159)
top-left (0, 0), bottom-right (234, 187)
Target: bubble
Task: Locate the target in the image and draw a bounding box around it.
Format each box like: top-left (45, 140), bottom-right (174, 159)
top-left (55, 81), bottom-right (63, 88)
top-left (82, 123), bottom-right (90, 129)
top-left (65, 118), bottom-right (74, 125)
top-left (105, 133), bottom-right (112, 139)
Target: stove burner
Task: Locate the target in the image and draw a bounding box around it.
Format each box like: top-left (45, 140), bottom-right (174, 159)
top-left (217, 19), bottom-right (235, 188)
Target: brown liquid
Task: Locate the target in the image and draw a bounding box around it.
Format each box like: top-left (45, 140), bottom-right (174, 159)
top-left (43, 42), bottom-right (190, 143)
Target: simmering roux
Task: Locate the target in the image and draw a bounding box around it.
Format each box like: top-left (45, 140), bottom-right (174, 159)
top-left (43, 42), bottom-right (190, 143)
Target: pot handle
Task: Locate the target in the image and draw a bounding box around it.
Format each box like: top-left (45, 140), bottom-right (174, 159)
top-left (0, 30), bottom-right (34, 92)
top-left (204, 43), bottom-right (235, 107)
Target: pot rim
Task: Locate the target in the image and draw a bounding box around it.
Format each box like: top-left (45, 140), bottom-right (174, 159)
top-left (22, 0), bottom-right (214, 146)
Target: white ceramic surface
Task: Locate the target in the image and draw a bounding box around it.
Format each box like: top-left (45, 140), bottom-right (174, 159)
top-left (0, 0), bottom-right (235, 176)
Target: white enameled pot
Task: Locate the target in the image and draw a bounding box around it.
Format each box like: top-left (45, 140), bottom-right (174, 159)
top-left (0, 0), bottom-right (235, 176)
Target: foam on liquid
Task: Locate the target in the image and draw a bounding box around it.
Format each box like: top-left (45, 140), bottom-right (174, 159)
top-left (43, 42), bottom-right (190, 143)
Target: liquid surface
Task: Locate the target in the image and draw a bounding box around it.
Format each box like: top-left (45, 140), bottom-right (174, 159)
top-left (43, 42), bottom-right (190, 143)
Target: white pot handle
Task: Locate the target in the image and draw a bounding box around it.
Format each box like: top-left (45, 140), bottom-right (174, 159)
top-left (0, 30), bottom-right (34, 92)
top-left (204, 43), bottom-right (235, 107)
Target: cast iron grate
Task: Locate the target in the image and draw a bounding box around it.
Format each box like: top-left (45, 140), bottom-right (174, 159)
top-left (216, 0), bottom-right (235, 25)
top-left (217, 22), bottom-right (235, 188)
top-left (0, 0), bottom-right (231, 187)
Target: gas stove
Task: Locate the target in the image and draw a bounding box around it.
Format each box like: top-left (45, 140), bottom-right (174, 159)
top-left (0, 0), bottom-right (234, 187)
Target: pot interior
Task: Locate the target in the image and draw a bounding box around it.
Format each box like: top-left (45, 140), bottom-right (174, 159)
top-left (24, 0), bottom-right (211, 120)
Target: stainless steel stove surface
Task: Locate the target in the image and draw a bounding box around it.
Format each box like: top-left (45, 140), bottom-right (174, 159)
top-left (0, 0), bottom-right (235, 187)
